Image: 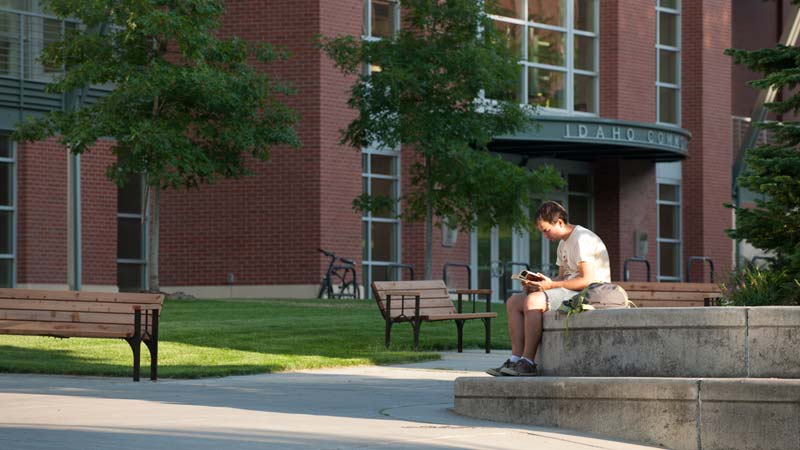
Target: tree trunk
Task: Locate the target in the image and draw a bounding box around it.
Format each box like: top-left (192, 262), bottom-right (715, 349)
top-left (148, 186), bottom-right (160, 293)
top-left (425, 154), bottom-right (433, 280)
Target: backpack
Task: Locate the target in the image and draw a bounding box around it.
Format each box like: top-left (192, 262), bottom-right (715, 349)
top-left (568, 282), bottom-right (630, 310)
top-left (556, 283), bottom-right (631, 339)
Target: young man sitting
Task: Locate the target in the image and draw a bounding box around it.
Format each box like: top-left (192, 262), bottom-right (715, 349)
top-left (488, 201), bottom-right (611, 377)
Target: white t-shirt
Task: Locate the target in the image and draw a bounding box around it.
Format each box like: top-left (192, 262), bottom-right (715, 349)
top-left (556, 225), bottom-right (611, 283)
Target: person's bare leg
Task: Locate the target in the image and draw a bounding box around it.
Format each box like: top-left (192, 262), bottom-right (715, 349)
top-left (505, 293), bottom-right (527, 357)
top-left (522, 291), bottom-right (548, 361)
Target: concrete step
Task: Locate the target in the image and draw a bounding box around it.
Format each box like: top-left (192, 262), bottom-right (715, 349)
top-left (454, 376), bottom-right (800, 450)
top-left (539, 306), bottom-right (800, 378)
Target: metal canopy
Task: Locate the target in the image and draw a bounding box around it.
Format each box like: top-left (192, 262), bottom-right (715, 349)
top-left (489, 115), bottom-right (691, 162)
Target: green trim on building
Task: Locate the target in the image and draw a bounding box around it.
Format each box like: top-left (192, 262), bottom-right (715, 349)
top-left (491, 116), bottom-right (691, 161)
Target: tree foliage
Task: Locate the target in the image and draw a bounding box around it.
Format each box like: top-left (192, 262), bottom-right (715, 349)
top-left (13, 0), bottom-right (300, 290)
top-left (13, 0), bottom-right (300, 190)
top-left (320, 0), bottom-right (562, 277)
top-left (725, 27), bottom-right (800, 280)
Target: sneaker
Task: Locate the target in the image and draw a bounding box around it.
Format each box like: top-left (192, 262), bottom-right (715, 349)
top-left (500, 359), bottom-right (539, 377)
top-left (486, 359), bottom-right (513, 377)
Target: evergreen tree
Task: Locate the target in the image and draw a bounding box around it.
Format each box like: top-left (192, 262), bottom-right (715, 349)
top-left (13, 0), bottom-right (300, 291)
top-left (321, 0), bottom-right (562, 279)
top-left (725, 33), bottom-right (800, 281)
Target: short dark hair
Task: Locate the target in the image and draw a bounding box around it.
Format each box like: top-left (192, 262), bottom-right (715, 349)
top-left (535, 201), bottom-right (569, 224)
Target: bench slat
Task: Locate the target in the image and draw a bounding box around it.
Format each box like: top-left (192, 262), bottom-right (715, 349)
top-left (373, 280), bottom-right (458, 319)
top-left (0, 320), bottom-right (146, 338)
top-left (426, 313), bottom-right (497, 321)
top-left (615, 282), bottom-right (721, 293)
top-left (371, 280), bottom-right (449, 290)
top-left (0, 310), bottom-right (155, 325)
top-left (0, 298), bottom-right (161, 314)
top-left (0, 288), bottom-right (164, 305)
top-left (632, 300), bottom-right (708, 307)
top-left (625, 291), bottom-right (721, 301)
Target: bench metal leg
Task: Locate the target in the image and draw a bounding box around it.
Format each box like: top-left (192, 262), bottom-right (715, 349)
top-left (455, 320), bottom-right (465, 353)
top-left (482, 318), bottom-right (492, 353)
top-left (144, 311), bottom-right (159, 381)
top-left (385, 318), bottom-right (393, 349)
top-left (125, 309), bottom-right (142, 382)
top-left (411, 318), bottom-right (422, 351)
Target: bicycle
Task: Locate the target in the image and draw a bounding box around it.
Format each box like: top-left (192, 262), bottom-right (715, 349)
top-left (317, 248), bottom-right (360, 299)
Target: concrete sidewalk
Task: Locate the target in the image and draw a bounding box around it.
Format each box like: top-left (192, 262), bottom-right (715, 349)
top-left (0, 350), bottom-right (658, 450)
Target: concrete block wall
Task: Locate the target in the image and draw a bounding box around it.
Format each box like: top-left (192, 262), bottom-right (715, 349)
top-left (454, 377), bottom-right (800, 450)
top-left (539, 307), bottom-right (800, 379)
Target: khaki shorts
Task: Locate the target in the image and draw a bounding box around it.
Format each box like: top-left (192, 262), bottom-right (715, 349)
top-left (543, 287), bottom-right (580, 310)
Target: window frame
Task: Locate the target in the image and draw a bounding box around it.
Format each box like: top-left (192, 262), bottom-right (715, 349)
top-left (656, 167), bottom-right (682, 282)
top-left (0, 134), bottom-right (16, 287)
top-left (361, 1), bottom-right (403, 292)
top-left (488, 0), bottom-right (599, 115)
top-left (656, 1), bottom-right (681, 126)
top-left (116, 174), bottom-right (148, 292)
top-left (361, 145), bottom-right (402, 288)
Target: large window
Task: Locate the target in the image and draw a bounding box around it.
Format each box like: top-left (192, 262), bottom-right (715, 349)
top-left (0, 135), bottom-right (14, 287)
top-left (361, 147), bottom-right (401, 287)
top-left (488, 0), bottom-right (599, 114)
top-left (117, 175), bottom-right (147, 292)
top-left (362, 1), bottom-right (402, 291)
top-left (0, 1), bottom-right (78, 81)
top-left (656, 0), bottom-right (680, 125)
top-left (657, 162), bottom-right (681, 281)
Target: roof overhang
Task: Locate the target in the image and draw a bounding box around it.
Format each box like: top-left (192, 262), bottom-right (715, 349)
top-left (490, 116), bottom-right (691, 162)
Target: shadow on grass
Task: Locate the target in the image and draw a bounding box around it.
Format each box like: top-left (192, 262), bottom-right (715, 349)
top-left (0, 298), bottom-right (509, 379)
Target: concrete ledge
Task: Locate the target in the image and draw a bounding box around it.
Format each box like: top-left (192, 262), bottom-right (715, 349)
top-left (539, 307), bottom-right (800, 378)
top-left (747, 307), bottom-right (800, 378)
top-left (454, 377), bottom-right (800, 450)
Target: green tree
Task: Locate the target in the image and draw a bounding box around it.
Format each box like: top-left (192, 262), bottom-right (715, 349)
top-left (13, 0), bottom-right (300, 292)
top-left (725, 27), bottom-right (800, 282)
top-left (321, 0), bottom-right (562, 279)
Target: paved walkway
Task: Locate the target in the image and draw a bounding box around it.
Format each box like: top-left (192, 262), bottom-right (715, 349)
top-left (0, 350), bottom-right (658, 449)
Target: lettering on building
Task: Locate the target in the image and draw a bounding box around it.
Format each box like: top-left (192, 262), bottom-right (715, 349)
top-left (562, 123), bottom-right (688, 151)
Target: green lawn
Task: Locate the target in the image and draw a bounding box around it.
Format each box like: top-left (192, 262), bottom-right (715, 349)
top-left (0, 298), bottom-right (508, 379)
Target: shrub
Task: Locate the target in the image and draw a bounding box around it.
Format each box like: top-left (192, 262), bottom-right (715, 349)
top-left (721, 265), bottom-right (800, 306)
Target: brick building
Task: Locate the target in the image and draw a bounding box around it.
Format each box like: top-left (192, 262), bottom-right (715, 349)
top-left (0, 0), bottom-right (769, 299)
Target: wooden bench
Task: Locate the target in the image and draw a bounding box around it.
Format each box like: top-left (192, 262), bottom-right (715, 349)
top-left (614, 282), bottom-right (722, 308)
top-left (371, 280), bottom-right (495, 352)
top-left (0, 288), bottom-right (165, 381)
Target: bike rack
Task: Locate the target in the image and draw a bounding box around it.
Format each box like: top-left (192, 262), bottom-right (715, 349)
top-left (503, 261), bottom-right (530, 301)
top-left (442, 262), bottom-right (471, 290)
top-left (685, 256), bottom-right (715, 283)
top-left (385, 263), bottom-right (415, 281)
top-left (623, 257), bottom-right (651, 282)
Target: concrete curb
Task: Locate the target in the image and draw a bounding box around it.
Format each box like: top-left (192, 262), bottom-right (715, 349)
top-left (454, 376), bottom-right (800, 450)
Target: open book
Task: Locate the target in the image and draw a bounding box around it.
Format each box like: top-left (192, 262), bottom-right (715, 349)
top-left (510, 270), bottom-right (544, 282)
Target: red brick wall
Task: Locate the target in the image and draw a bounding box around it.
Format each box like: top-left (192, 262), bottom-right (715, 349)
top-left (80, 141), bottom-right (117, 286)
top-left (17, 139), bottom-right (116, 287)
top-left (319, 0), bottom-right (363, 280)
top-left (683, 0), bottom-right (734, 282)
top-left (17, 139), bottom-right (68, 285)
top-left (596, 1), bottom-right (658, 281)
top-left (600, 0), bottom-right (656, 122)
top-left (158, 0), bottom-right (363, 287)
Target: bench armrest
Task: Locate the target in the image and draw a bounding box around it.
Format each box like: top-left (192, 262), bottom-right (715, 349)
top-left (455, 289), bottom-right (493, 313)
top-left (454, 289), bottom-right (492, 295)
